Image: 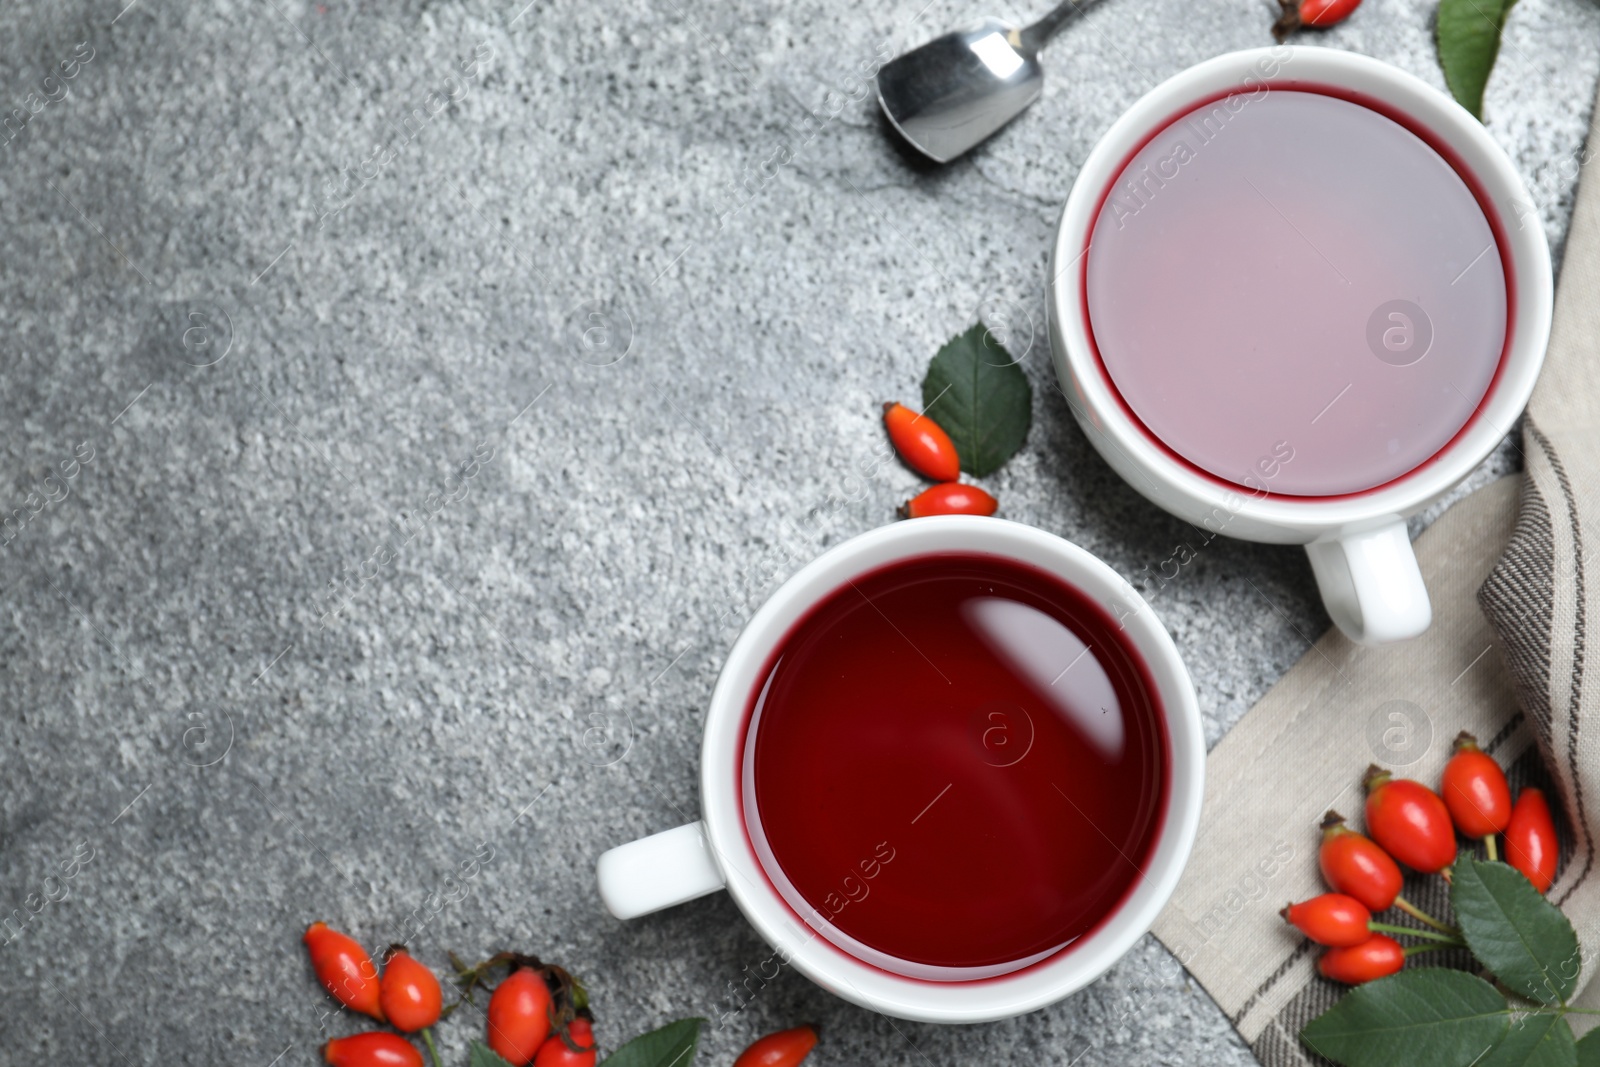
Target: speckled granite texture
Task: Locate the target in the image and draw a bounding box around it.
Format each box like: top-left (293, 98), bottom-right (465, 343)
top-left (0, 0), bottom-right (1596, 1063)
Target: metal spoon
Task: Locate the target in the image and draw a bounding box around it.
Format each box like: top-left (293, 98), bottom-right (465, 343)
top-left (876, 0), bottom-right (1099, 163)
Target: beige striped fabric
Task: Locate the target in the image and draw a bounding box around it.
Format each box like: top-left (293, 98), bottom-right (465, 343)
top-left (1478, 73), bottom-right (1600, 974)
top-left (1150, 79), bottom-right (1600, 1066)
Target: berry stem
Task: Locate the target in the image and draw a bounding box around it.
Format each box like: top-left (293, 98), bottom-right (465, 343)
top-left (1485, 835), bottom-right (1499, 862)
top-left (1368, 921), bottom-right (1465, 946)
top-left (422, 1027), bottom-right (442, 1067)
top-left (1402, 943), bottom-right (1452, 958)
top-left (1393, 894), bottom-right (1456, 933)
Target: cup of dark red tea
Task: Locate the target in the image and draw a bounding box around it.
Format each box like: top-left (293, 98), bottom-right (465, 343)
top-left (1049, 46), bottom-right (1552, 645)
top-left (596, 517), bottom-right (1203, 1022)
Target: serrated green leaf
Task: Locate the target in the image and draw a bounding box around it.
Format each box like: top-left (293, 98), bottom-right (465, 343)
top-left (470, 1042), bottom-right (519, 1067)
top-left (1479, 1013), bottom-right (1577, 1067)
top-left (1436, 0), bottom-right (1519, 119)
top-left (598, 1017), bottom-right (704, 1067)
top-left (921, 324), bottom-right (1032, 477)
top-left (1575, 1027), bottom-right (1600, 1066)
top-left (1452, 856), bottom-right (1581, 1005)
top-left (1301, 967), bottom-right (1508, 1067)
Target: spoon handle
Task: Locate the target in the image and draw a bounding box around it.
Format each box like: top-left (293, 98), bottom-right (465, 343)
top-left (1020, 0), bottom-right (1101, 51)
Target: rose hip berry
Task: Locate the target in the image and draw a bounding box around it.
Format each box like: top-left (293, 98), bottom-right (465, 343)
top-left (1440, 732), bottom-right (1511, 848)
top-left (899, 482), bottom-right (998, 518)
top-left (534, 1018), bottom-right (598, 1067)
top-left (1363, 767), bottom-right (1457, 874)
top-left (1318, 934), bottom-right (1405, 986)
top-left (487, 966), bottom-right (554, 1067)
top-left (324, 1033), bottom-right (423, 1067)
top-left (1318, 811), bottom-right (1403, 912)
top-left (379, 947), bottom-right (442, 1033)
top-left (733, 1025), bottom-right (820, 1067)
top-left (1273, 0), bottom-right (1361, 39)
top-left (1282, 893), bottom-right (1373, 947)
top-left (883, 402), bottom-right (961, 482)
top-left (305, 922), bottom-right (384, 1021)
top-left (1505, 787), bottom-right (1559, 893)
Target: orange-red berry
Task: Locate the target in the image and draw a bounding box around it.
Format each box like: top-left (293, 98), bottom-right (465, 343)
top-left (487, 967), bottom-right (553, 1067)
top-left (304, 922), bottom-right (384, 1021)
top-left (899, 482), bottom-right (998, 519)
top-left (883, 402), bottom-right (961, 482)
top-left (1318, 811), bottom-right (1404, 912)
top-left (379, 948), bottom-right (442, 1033)
top-left (1274, 0), bottom-right (1361, 38)
top-left (1318, 934), bottom-right (1404, 985)
top-left (324, 1033), bottom-right (423, 1067)
top-left (534, 1019), bottom-right (597, 1067)
top-left (1282, 893), bottom-right (1373, 947)
top-left (1301, 0), bottom-right (1361, 25)
top-left (1363, 767), bottom-right (1457, 874)
top-left (1440, 732), bottom-right (1511, 839)
top-left (1505, 788), bottom-right (1558, 893)
top-left (733, 1025), bottom-right (820, 1067)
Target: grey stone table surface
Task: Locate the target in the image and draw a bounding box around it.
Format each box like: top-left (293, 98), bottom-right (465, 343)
top-left (1, 0), bottom-right (1597, 1062)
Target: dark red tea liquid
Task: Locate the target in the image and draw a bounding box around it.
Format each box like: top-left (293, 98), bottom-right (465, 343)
top-left (743, 553), bottom-right (1169, 978)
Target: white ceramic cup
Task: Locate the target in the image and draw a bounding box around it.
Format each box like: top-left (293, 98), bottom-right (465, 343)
top-left (595, 516), bottom-right (1203, 1023)
top-left (1048, 46), bottom-right (1552, 645)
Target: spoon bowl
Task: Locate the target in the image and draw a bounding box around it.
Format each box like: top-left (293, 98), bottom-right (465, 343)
top-left (876, 19), bottom-right (1043, 163)
top-left (876, 1), bottom-right (1093, 163)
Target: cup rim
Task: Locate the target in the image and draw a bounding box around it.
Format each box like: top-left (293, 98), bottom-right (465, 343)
top-left (697, 516), bottom-right (1204, 1023)
top-left (1047, 45), bottom-right (1552, 530)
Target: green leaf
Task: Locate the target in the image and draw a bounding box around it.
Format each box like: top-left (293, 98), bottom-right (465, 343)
top-left (1452, 856), bottom-right (1581, 1005)
top-left (469, 1043), bottom-right (518, 1067)
top-left (598, 1017), bottom-right (705, 1067)
top-left (1575, 1027), bottom-right (1600, 1066)
top-left (1300, 968), bottom-right (1508, 1067)
top-left (1436, 0), bottom-right (1519, 119)
top-left (921, 323), bottom-right (1032, 478)
top-left (1479, 1013), bottom-right (1576, 1067)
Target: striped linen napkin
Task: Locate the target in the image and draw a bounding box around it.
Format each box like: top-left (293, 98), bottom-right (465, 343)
top-left (1149, 78), bottom-right (1600, 1066)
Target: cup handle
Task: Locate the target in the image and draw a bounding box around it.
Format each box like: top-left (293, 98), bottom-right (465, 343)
top-left (1304, 520), bottom-right (1432, 645)
top-left (596, 821), bottom-right (727, 919)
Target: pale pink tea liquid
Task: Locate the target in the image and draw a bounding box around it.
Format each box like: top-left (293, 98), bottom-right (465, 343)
top-left (1084, 89), bottom-right (1508, 497)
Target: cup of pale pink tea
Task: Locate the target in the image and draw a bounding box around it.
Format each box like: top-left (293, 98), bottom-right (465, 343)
top-left (1049, 46), bottom-right (1552, 644)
